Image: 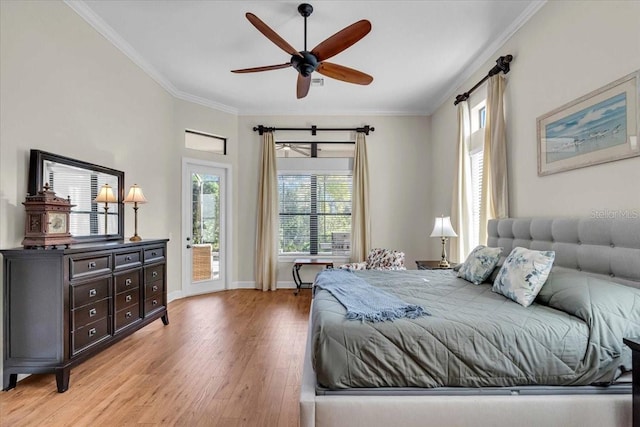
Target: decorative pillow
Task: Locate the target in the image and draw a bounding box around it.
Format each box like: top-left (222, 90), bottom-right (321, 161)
top-left (457, 245), bottom-right (502, 285)
top-left (366, 248), bottom-right (406, 270)
top-left (338, 261), bottom-right (367, 271)
top-left (492, 247), bottom-right (556, 307)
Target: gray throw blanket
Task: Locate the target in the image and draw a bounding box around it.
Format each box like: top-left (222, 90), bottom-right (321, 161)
top-left (314, 269), bottom-right (428, 322)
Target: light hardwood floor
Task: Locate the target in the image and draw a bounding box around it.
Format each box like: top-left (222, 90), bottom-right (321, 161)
top-left (0, 289), bottom-right (312, 426)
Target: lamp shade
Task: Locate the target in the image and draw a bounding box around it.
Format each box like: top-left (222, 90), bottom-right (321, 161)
top-left (430, 216), bottom-right (457, 238)
top-left (124, 184), bottom-right (147, 204)
top-left (94, 184), bottom-right (117, 203)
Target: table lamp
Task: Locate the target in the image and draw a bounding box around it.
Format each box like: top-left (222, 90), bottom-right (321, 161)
top-left (94, 184), bottom-right (117, 235)
top-left (124, 184), bottom-right (147, 241)
top-left (430, 215), bottom-right (457, 268)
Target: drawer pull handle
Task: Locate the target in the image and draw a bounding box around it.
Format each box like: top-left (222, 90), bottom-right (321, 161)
top-left (125, 311), bottom-right (132, 318)
top-left (152, 285), bottom-right (158, 292)
top-left (125, 256), bottom-right (132, 261)
top-left (125, 278), bottom-right (132, 285)
top-left (89, 289), bottom-right (97, 297)
top-left (125, 295), bottom-right (132, 302)
top-left (88, 261), bottom-right (97, 269)
top-left (151, 252), bottom-right (157, 256)
top-left (89, 308), bottom-right (97, 317)
top-left (88, 328), bottom-right (97, 337)
top-left (152, 300), bottom-right (158, 306)
top-left (152, 271), bottom-right (158, 278)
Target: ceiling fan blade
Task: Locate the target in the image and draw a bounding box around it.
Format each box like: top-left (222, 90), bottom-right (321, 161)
top-left (297, 74), bottom-right (311, 99)
top-left (311, 20), bottom-right (371, 62)
top-left (246, 13), bottom-right (303, 58)
top-left (231, 63), bottom-right (292, 73)
top-left (317, 62), bottom-right (373, 85)
top-left (290, 146), bottom-right (311, 156)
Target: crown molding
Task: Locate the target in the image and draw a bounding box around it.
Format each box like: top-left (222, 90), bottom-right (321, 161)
top-left (427, 0), bottom-right (547, 115)
top-left (64, 0), bottom-right (239, 115)
top-left (238, 107), bottom-right (428, 117)
top-left (173, 90), bottom-right (239, 115)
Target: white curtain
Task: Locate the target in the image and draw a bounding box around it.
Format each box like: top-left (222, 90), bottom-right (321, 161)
top-left (350, 132), bottom-right (370, 262)
top-left (479, 74), bottom-right (509, 244)
top-left (256, 131), bottom-right (279, 291)
top-left (450, 101), bottom-right (473, 263)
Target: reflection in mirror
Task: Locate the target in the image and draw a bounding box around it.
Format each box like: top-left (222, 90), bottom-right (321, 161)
top-left (28, 150), bottom-right (124, 241)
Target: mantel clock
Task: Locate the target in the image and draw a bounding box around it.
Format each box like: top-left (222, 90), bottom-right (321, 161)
top-left (22, 183), bottom-right (75, 248)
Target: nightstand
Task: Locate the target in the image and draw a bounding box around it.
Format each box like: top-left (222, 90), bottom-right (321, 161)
top-left (415, 260), bottom-right (453, 270)
top-left (623, 337), bottom-right (640, 427)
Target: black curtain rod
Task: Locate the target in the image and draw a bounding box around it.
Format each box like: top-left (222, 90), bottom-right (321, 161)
top-left (454, 54), bottom-right (513, 105)
top-left (277, 141), bottom-right (355, 144)
top-left (253, 124), bottom-right (374, 136)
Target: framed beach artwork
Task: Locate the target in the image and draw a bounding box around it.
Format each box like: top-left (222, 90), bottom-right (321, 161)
top-left (537, 70), bottom-right (639, 176)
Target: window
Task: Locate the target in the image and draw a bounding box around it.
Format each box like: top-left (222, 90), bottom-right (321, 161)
top-left (469, 100), bottom-right (486, 247)
top-left (278, 173), bottom-right (352, 256)
top-left (185, 129), bottom-right (226, 155)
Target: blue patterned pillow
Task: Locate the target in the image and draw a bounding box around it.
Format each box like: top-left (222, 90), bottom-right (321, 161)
top-left (457, 245), bottom-right (503, 285)
top-left (492, 247), bottom-right (555, 307)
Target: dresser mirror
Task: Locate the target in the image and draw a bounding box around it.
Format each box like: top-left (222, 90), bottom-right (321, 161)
top-left (28, 149), bottom-right (125, 241)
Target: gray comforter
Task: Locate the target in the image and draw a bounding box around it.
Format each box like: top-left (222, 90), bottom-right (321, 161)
top-left (311, 269), bottom-right (640, 389)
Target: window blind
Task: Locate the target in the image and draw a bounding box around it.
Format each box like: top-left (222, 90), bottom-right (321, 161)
top-left (278, 174), bottom-right (352, 255)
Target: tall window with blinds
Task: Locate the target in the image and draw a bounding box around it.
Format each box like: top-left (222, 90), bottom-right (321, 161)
top-left (469, 103), bottom-right (486, 248)
top-left (278, 174), bottom-right (352, 256)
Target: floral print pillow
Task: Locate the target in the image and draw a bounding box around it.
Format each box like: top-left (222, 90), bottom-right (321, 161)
top-left (339, 261), bottom-right (367, 271)
top-left (366, 248), bottom-right (406, 270)
top-left (492, 247), bottom-right (556, 307)
top-left (457, 245), bottom-right (503, 285)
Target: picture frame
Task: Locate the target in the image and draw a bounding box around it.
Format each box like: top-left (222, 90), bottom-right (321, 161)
top-left (537, 70), bottom-right (640, 176)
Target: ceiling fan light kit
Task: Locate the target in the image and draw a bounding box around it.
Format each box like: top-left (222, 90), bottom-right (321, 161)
top-left (231, 3), bottom-right (373, 99)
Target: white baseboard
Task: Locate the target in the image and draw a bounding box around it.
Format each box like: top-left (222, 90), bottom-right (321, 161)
top-left (277, 281), bottom-right (297, 289)
top-left (230, 281), bottom-right (257, 289)
top-left (167, 290), bottom-right (183, 303)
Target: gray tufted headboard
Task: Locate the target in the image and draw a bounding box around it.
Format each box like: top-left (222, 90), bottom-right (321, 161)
top-left (487, 218), bottom-right (640, 289)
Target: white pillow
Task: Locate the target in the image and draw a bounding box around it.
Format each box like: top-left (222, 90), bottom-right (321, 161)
top-left (457, 245), bottom-right (502, 285)
top-left (492, 247), bottom-right (555, 307)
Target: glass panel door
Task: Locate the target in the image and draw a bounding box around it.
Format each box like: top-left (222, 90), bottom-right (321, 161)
top-left (183, 161), bottom-right (226, 295)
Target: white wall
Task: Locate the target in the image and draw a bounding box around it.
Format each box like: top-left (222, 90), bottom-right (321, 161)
top-left (429, 0), bottom-right (640, 259)
top-left (237, 115), bottom-right (431, 285)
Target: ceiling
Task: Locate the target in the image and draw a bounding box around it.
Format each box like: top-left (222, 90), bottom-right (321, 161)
top-left (70, 1), bottom-right (543, 116)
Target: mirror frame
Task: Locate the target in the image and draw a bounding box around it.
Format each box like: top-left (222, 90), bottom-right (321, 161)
top-left (28, 149), bottom-right (125, 242)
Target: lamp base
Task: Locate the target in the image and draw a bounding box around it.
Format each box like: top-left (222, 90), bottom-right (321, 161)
top-left (129, 235), bottom-right (142, 242)
top-left (438, 259), bottom-right (451, 268)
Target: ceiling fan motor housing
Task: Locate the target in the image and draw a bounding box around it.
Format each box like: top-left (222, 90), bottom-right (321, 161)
top-left (291, 51), bottom-right (318, 76)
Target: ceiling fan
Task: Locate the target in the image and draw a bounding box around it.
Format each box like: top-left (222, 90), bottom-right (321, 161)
top-left (231, 3), bottom-right (373, 99)
top-left (276, 143), bottom-right (321, 157)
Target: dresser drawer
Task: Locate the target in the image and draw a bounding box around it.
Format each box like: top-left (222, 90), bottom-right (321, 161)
top-left (114, 250), bottom-right (142, 270)
top-left (144, 296), bottom-right (164, 315)
top-left (144, 264), bottom-right (164, 283)
top-left (145, 280), bottom-right (163, 300)
top-left (69, 254), bottom-right (111, 280)
top-left (72, 317), bottom-right (110, 355)
top-left (71, 277), bottom-right (111, 309)
top-left (115, 289), bottom-right (139, 310)
top-left (114, 269), bottom-right (141, 294)
top-left (144, 247), bottom-right (165, 263)
top-left (115, 304), bottom-right (141, 331)
top-left (72, 298), bottom-right (109, 330)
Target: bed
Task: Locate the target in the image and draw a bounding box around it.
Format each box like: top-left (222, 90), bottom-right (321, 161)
top-left (300, 217), bottom-right (640, 427)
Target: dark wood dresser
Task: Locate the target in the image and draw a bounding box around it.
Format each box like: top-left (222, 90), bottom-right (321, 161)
top-left (1, 239), bottom-right (169, 393)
